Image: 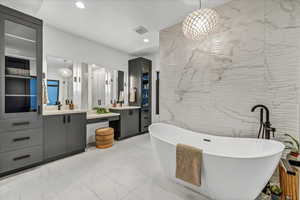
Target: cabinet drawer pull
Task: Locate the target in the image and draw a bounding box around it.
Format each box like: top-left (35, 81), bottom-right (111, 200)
top-left (13, 137), bottom-right (30, 142)
top-left (12, 121), bottom-right (30, 126)
top-left (63, 115), bottom-right (66, 124)
top-left (67, 115), bottom-right (71, 123)
top-left (13, 154), bottom-right (31, 161)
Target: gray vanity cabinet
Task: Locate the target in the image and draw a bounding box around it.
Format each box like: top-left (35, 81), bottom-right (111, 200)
top-left (66, 114), bottom-right (86, 153)
top-left (44, 115), bottom-right (67, 159)
top-left (109, 108), bottom-right (139, 140)
top-left (125, 109), bottom-right (140, 136)
top-left (44, 113), bottom-right (86, 161)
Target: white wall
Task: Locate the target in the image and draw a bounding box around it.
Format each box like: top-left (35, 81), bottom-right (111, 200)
top-left (43, 25), bottom-right (129, 72)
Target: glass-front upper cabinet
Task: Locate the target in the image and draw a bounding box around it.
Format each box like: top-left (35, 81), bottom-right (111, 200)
top-left (0, 12), bottom-right (42, 118)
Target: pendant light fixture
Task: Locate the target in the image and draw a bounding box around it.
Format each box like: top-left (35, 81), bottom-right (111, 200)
top-left (182, 0), bottom-right (219, 40)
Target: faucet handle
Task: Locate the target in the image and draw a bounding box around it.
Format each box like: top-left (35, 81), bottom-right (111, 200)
top-left (271, 127), bottom-right (276, 138)
top-left (271, 127), bottom-right (276, 132)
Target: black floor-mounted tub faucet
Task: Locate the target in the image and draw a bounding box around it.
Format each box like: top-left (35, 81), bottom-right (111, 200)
top-left (251, 104), bottom-right (276, 139)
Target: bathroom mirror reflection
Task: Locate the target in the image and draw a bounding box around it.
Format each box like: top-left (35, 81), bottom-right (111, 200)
top-left (46, 56), bottom-right (73, 105)
top-left (105, 69), bottom-right (126, 106)
top-left (86, 64), bottom-right (126, 109)
top-left (89, 64), bottom-right (106, 108)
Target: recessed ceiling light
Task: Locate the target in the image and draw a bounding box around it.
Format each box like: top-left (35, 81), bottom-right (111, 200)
top-left (143, 38), bottom-right (149, 43)
top-left (75, 1), bottom-right (85, 9)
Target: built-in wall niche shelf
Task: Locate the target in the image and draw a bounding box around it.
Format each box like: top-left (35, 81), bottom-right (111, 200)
top-left (5, 33), bottom-right (36, 43)
top-left (5, 36), bottom-right (36, 59)
top-left (5, 53), bottom-right (36, 61)
top-left (5, 94), bottom-right (37, 97)
top-left (5, 74), bottom-right (35, 79)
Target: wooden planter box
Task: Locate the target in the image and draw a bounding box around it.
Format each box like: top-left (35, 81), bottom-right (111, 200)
top-left (279, 163), bottom-right (299, 200)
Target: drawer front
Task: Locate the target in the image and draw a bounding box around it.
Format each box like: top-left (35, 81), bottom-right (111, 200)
top-left (0, 129), bottom-right (43, 153)
top-left (0, 146), bottom-right (43, 173)
top-left (0, 118), bottom-right (42, 133)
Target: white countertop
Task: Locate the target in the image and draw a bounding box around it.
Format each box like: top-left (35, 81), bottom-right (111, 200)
top-left (43, 106), bottom-right (135, 118)
top-left (109, 106), bottom-right (141, 110)
top-left (43, 109), bottom-right (87, 116)
top-left (86, 112), bottom-right (120, 120)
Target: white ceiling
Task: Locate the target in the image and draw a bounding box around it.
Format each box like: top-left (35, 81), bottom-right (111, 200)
top-left (0, 0), bottom-right (231, 55)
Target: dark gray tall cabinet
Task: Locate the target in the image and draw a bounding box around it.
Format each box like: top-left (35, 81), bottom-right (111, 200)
top-left (0, 5), bottom-right (43, 175)
top-left (128, 57), bottom-right (152, 132)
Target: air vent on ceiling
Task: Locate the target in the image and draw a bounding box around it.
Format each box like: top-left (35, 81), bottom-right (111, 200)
top-left (134, 26), bottom-right (148, 35)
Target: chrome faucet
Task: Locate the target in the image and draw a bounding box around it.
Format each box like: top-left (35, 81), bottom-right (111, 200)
top-left (251, 104), bottom-right (276, 139)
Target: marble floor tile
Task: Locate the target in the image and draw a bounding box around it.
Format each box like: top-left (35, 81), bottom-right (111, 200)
top-left (80, 171), bottom-right (130, 200)
top-left (0, 134), bottom-right (210, 200)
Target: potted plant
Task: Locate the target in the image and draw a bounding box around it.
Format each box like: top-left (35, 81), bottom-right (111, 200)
top-left (270, 185), bottom-right (282, 200)
top-left (92, 107), bottom-right (110, 114)
top-left (283, 134), bottom-right (300, 157)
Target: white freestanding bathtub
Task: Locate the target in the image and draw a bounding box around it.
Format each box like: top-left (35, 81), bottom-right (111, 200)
top-left (149, 123), bottom-right (284, 200)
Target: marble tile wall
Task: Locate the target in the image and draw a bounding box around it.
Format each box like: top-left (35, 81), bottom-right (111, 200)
top-left (159, 0), bottom-right (300, 139)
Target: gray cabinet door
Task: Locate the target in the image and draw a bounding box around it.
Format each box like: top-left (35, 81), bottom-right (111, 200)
top-left (44, 115), bottom-right (67, 159)
top-left (125, 109), bottom-right (139, 137)
top-left (66, 114), bottom-right (86, 152)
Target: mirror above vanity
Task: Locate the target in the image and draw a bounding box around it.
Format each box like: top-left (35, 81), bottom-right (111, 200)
top-left (45, 56), bottom-right (73, 106)
top-left (90, 64), bottom-right (106, 108)
top-left (87, 64), bottom-right (126, 110)
top-left (44, 57), bottom-right (127, 111)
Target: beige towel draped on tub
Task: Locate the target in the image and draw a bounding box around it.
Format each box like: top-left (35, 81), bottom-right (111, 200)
top-left (176, 143), bottom-right (202, 186)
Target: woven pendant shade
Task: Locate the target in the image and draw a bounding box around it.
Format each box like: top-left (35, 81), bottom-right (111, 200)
top-left (182, 8), bottom-right (219, 40)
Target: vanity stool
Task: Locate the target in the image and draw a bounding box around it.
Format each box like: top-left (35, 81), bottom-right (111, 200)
top-left (95, 128), bottom-right (114, 149)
